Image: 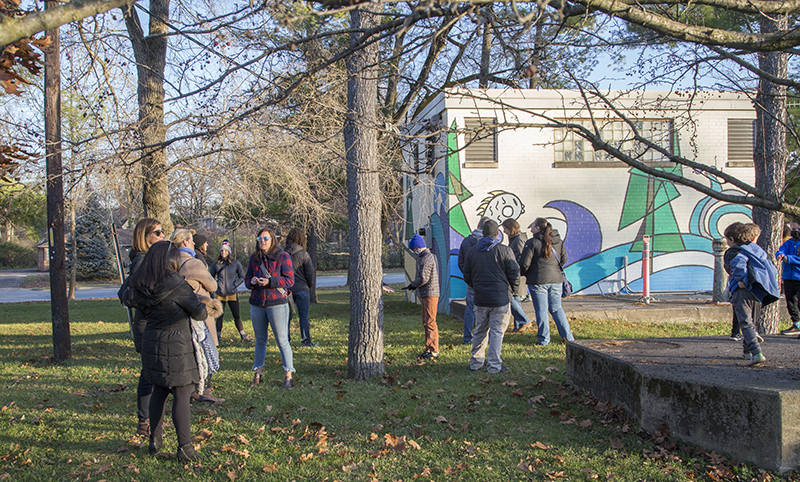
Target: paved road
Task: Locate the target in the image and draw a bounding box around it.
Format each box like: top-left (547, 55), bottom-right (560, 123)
top-left (0, 272), bottom-right (407, 303)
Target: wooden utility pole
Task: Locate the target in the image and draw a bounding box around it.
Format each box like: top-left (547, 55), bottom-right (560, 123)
top-left (44, 0), bottom-right (71, 362)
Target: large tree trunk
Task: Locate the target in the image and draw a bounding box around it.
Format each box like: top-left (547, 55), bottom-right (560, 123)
top-left (753, 15), bottom-right (788, 335)
top-left (122, 1), bottom-right (173, 235)
top-left (345, 7), bottom-right (384, 381)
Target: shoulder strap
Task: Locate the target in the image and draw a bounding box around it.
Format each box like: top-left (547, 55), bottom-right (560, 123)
top-left (552, 247), bottom-right (565, 272)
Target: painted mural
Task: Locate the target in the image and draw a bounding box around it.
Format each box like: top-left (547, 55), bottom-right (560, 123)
top-left (411, 122), bottom-right (752, 311)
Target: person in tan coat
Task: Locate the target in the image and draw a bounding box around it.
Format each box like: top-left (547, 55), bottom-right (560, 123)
top-left (171, 228), bottom-right (224, 404)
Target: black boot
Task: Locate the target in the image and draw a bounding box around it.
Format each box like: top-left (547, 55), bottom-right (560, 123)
top-left (148, 435), bottom-right (163, 455)
top-left (176, 443), bottom-right (203, 461)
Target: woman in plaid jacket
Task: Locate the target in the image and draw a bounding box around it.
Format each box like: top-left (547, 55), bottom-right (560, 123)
top-left (245, 227), bottom-right (295, 389)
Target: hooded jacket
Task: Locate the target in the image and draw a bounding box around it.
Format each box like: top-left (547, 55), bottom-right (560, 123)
top-left (409, 247), bottom-right (439, 298)
top-left (462, 237), bottom-right (520, 307)
top-left (776, 238), bottom-right (800, 281)
top-left (457, 229), bottom-right (482, 275)
top-left (727, 242), bottom-right (780, 306)
top-left (209, 258), bottom-right (245, 297)
top-left (284, 242), bottom-right (315, 292)
top-left (131, 271), bottom-right (207, 388)
top-left (519, 230), bottom-right (567, 286)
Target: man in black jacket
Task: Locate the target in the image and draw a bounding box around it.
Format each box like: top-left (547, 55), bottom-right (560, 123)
top-left (462, 220), bottom-right (520, 374)
top-left (458, 216), bottom-right (489, 344)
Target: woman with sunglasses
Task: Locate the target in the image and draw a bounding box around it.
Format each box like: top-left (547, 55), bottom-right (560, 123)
top-left (245, 228), bottom-right (295, 389)
top-left (128, 218), bottom-right (164, 437)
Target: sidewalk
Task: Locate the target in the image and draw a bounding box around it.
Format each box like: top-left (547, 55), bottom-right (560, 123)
top-left (0, 272), bottom-right (407, 303)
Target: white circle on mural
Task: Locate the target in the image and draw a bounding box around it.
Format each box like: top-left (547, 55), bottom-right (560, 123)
top-left (714, 212), bottom-right (751, 239)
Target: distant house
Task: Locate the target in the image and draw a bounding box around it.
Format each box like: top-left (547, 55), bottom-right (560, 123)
top-left (403, 89), bottom-right (755, 313)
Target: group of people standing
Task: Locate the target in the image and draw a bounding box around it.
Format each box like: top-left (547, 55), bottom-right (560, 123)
top-left (405, 216), bottom-right (575, 374)
top-left (123, 219), bottom-right (317, 460)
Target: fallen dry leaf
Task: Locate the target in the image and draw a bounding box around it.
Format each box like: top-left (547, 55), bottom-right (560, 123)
top-left (609, 438), bottom-right (624, 450)
top-left (530, 441), bottom-right (552, 450)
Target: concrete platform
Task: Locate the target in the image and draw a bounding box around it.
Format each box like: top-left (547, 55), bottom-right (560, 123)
top-left (450, 295), bottom-right (791, 324)
top-left (566, 336), bottom-right (800, 472)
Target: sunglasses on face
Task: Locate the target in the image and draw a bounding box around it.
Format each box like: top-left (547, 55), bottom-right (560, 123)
top-left (257, 236), bottom-right (271, 242)
top-left (152, 230), bottom-right (164, 237)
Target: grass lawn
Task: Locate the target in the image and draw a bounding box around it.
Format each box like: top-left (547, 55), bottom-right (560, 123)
top-left (0, 288), bottom-right (788, 481)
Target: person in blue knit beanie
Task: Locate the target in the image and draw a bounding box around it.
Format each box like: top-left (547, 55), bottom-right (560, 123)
top-left (404, 234), bottom-right (440, 360)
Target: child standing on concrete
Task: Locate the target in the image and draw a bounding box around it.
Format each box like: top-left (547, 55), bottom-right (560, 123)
top-left (723, 222), bottom-right (780, 366)
top-left (727, 223), bottom-right (765, 342)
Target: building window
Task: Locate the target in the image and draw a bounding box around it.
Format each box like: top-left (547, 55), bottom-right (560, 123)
top-left (464, 117), bottom-right (497, 167)
top-left (727, 119), bottom-right (754, 166)
top-left (554, 119), bottom-right (674, 166)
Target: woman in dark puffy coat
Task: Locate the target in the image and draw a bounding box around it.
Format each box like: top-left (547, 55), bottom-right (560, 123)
top-left (209, 242), bottom-right (250, 342)
top-left (284, 228), bottom-right (317, 347)
top-left (519, 217), bottom-right (574, 346)
top-left (128, 217), bottom-right (164, 437)
top-left (129, 240), bottom-right (207, 461)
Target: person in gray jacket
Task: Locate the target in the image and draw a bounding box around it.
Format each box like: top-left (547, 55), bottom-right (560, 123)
top-left (462, 220), bottom-right (519, 374)
top-left (519, 217), bottom-right (574, 346)
top-left (403, 234), bottom-right (440, 359)
top-left (209, 242), bottom-right (250, 342)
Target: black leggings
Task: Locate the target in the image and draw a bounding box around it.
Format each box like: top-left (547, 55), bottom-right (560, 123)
top-left (149, 383), bottom-right (194, 447)
top-left (215, 299), bottom-right (243, 333)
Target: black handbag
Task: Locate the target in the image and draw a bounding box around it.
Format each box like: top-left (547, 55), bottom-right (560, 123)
top-left (553, 247), bottom-right (573, 298)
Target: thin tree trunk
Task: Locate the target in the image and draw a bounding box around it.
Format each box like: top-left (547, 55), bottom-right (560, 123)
top-left (122, 0), bottom-right (173, 235)
top-left (68, 202), bottom-right (76, 300)
top-left (308, 224), bottom-right (319, 304)
top-left (45, 1), bottom-right (70, 362)
top-left (345, 7), bottom-right (384, 380)
top-left (754, 14), bottom-right (788, 335)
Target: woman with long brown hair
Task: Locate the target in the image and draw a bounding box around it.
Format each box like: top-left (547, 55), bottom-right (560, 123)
top-left (519, 217), bottom-right (574, 346)
top-left (129, 218), bottom-right (164, 437)
top-left (284, 227), bottom-right (317, 347)
top-left (501, 218), bottom-right (533, 332)
top-left (245, 227), bottom-right (295, 388)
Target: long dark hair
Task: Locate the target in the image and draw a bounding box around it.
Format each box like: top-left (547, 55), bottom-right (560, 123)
top-left (286, 227), bottom-right (306, 250)
top-left (130, 240), bottom-right (181, 290)
top-left (533, 217), bottom-right (553, 258)
top-left (252, 227), bottom-right (279, 262)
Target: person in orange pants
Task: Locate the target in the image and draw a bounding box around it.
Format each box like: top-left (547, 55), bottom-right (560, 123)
top-left (403, 234), bottom-right (440, 360)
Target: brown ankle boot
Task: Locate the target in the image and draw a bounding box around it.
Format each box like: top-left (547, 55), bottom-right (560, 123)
top-left (137, 419), bottom-right (150, 437)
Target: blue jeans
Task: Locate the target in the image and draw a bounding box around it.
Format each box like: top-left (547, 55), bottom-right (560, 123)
top-left (292, 290), bottom-right (312, 344)
top-left (530, 283), bottom-right (574, 346)
top-left (510, 294), bottom-right (532, 330)
top-left (464, 287), bottom-right (476, 343)
top-left (250, 303), bottom-right (294, 373)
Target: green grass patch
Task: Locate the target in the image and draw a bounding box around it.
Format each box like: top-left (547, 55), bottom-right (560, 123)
top-left (0, 291), bottom-right (787, 481)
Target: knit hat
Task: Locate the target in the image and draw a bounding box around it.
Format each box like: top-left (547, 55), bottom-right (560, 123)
top-left (193, 233), bottom-right (207, 248)
top-left (220, 241), bottom-right (232, 254)
top-left (409, 234), bottom-right (426, 250)
top-left (482, 220), bottom-right (499, 238)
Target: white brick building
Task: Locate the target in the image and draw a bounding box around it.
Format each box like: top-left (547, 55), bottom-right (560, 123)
top-left (403, 89), bottom-right (756, 313)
